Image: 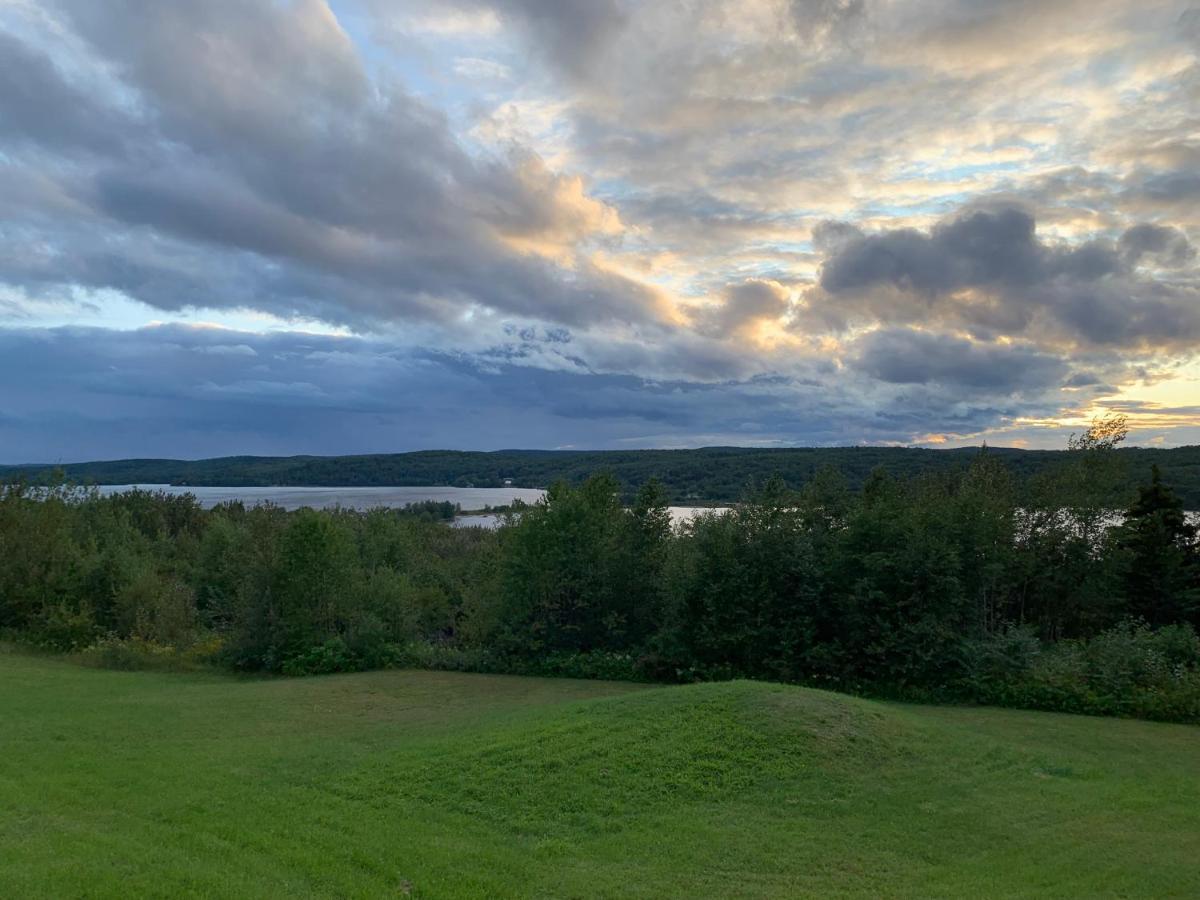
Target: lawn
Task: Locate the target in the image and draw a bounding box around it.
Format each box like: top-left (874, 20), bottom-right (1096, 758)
top-left (1, 647), bottom-right (1197, 898)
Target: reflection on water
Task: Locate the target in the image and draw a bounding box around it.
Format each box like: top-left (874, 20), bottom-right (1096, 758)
top-left (57, 486), bottom-right (1200, 531)
top-left (92, 484), bottom-right (729, 527)
top-left (95, 483), bottom-right (546, 511)
top-left (452, 506), bottom-right (730, 529)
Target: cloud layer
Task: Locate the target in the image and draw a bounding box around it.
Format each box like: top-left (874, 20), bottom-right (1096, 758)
top-left (1, 0), bottom-right (1198, 459)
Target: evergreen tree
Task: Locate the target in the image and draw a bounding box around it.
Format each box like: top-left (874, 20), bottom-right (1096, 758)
top-left (1117, 465), bottom-right (1199, 626)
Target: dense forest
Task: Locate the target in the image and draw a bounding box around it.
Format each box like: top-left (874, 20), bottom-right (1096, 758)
top-left (4, 444), bottom-right (1200, 506)
top-left (3, 419), bottom-right (1198, 723)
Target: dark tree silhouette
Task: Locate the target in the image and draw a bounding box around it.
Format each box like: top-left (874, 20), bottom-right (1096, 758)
top-left (1117, 465), bottom-right (1199, 627)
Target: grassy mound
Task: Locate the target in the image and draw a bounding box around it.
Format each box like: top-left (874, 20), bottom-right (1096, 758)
top-left (334, 681), bottom-right (900, 838)
top-left (1, 649), bottom-right (1198, 898)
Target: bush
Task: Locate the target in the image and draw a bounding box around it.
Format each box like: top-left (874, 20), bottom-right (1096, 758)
top-left (280, 637), bottom-right (367, 676)
top-left (30, 603), bottom-right (101, 652)
top-left (968, 621), bottom-right (1200, 723)
top-left (515, 650), bottom-right (650, 682)
top-left (957, 625), bottom-right (1042, 695)
top-left (80, 636), bottom-right (194, 672)
top-left (389, 640), bottom-right (494, 673)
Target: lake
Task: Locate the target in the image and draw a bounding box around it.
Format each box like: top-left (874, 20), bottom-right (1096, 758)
top-left (93, 484), bottom-right (727, 526)
top-left (454, 505), bottom-right (728, 529)
top-left (96, 484), bottom-right (546, 512)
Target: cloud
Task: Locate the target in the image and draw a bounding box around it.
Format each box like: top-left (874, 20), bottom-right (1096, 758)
top-left (1, 321), bottom-right (1105, 461)
top-left (1119, 223), bottom-right (1196, 268)
top-left (787, 0), bottom-right (868, 47)
top-left (490, 0), bottom-right (628, 80)
top-left (0, 1), bottom-right (663, 332)
top-left (1135, 171), bottom-right (1200, 205)
top-left (820, 207), bottom-right (1069, 295)
top-left (694, 280), bottom-right (791, 337)
top-left (849, 328), bottom-right (1068, 391)
top-left (3, 0), bottom-right (1200, 455)
top-left (808, 205), bottom-right (1200, 350)
top-left (0, 29), bottom-right (128, 155)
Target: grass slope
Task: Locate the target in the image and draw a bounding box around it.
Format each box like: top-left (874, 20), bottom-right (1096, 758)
top-left (2, 649), bottom-right (1198, 898)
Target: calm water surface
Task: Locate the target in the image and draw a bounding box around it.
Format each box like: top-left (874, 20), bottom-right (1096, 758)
top-left (81, 485), bottom-right (1197, 529)
top-left (95, 484), bottom-right (727, 526)
top-left (454, 505), bottom-right (729, 528)
top-left (96, 484), bottom-right (546, 511)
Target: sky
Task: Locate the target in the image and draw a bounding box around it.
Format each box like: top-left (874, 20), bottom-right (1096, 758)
top-left (1, 0), bottom-right (1198, 462)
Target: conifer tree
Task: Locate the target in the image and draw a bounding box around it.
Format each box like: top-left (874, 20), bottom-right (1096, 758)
top-left (1117, 465), bottom-right (1199, 626)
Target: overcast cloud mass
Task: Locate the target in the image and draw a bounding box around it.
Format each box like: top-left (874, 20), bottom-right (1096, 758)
top-left (1, 0), bottom-right (1198, 460)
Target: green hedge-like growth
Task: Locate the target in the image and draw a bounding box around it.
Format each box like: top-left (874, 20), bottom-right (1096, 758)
top-left (2, 435), bottom-right (1197, 722)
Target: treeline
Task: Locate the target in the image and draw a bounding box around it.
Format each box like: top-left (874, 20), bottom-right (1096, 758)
top-left (2, 423), bottom-right (1198, 722)
top-left (4, 444), bottom-right (1200, 507)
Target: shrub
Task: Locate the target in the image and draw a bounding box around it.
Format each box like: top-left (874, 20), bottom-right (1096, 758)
top-left (30, 603), bottom-right (101, 652)
top-left (79, 636), bottom-right (192, 672)
top-left (390, 640), bottom-right (493, 673)
top-left (957, 625), bottom-right (1042, 695)
top-left (280, 637), bottom-right (364, 676)
top-left (516, 650), bottom-right (650, 682)
top-left (968, 621), bottom-right (1200, 723)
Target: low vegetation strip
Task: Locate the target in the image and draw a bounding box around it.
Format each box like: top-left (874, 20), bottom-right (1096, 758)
top-left (1, 650), bottom-right (1197, 898)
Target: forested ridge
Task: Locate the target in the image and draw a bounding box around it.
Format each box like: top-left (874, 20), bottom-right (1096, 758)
top-left (4, 444), bottom-right (1200, 506)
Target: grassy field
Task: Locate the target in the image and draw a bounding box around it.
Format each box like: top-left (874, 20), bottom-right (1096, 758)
top-left (2, 649), bottom-right (1198, 898)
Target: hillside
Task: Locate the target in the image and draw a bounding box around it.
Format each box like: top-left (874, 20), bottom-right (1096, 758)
top-left (2, 649), bottom-right (1197, 898)
top-left (4, 444), bottom-right (1200, 505)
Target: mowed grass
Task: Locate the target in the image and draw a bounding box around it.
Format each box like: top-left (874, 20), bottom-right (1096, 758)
top-left (2, 648), bottom-right (1198, 899)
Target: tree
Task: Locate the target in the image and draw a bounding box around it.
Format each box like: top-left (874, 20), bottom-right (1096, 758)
top-left (1116, 465), bottom-right (1199, 626)
top-left (261, 510), bottom-right (357, 665)
top-left (1067, 413), bottom-right (1129, 453)
top-left (1015, 414), bottom-right (1129, 638)
top-left (628, 478), bottom-right (673, 643)
top-left (497, 473), bottom-right (643, 654)
top-left (664, 477), bottom-right (823, 681)
top-left (950, 452), bottom-right (1017, 636)
top-left (830, 470), bottom-right (970, 687)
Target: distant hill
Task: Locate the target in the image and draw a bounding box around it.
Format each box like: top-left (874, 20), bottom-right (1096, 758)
top-left (3, 445), bottom-right (1199, 506)
top-left (2, 444), bottom-right (1200, 508)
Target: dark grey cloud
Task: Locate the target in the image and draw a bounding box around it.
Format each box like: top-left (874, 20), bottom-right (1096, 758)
top-left (1119, 223), bottom-right (1196, 268)
top-left (0, 323), bottom-right (1075, 461)
top-left (0, 30), bottom-right (128, 155)
top-left (1135, 171), bottom-right (1200, 205)
top-left (812, 219), bottom-right (864, 253)
top-left (810, 205), bottom-right (1200, 349)
top-left (822, 207), bottom-right (1063, 295)
top-left (491, 0), bottom-right (627, 80)
top-left (1063, 371), bottom-right (1102, 388)
top-left (849, 328), bottom-right (1068, 391)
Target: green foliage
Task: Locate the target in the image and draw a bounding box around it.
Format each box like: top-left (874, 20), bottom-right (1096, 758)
top-left (3, 447), bottom-right (1200, 722)
top-left (490, 473), bottom-right (669, 654)
top-left (664, 479), bottom-right (820, 682)
top-left (0, 482), bottom-right (91, 636)
top-left (968, 621), bottom-right (1200, 722)
top-left (280, 636), bottom-right (366, 676)
top-left (73, 631), bottom-right (225, 672)
top-left (1115, 465), bottom-right (1200, 626)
